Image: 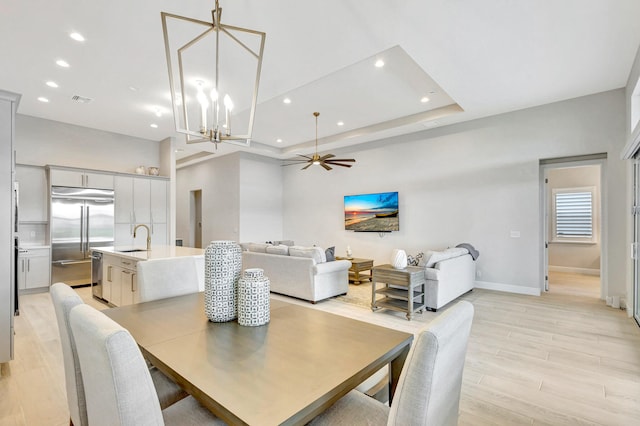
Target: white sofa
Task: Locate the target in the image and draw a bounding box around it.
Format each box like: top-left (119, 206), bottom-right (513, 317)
top-left (242, 247), bottom-right (351, 303)
top-left (422, 248), bottom-right (475, 311)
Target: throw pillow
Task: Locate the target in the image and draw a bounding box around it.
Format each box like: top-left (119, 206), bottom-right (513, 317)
top-left (289, 246), bottom-right (326, 263)
top-left (423, 247), bottom-right (469, 268)
top-left (325, 246), bottom-right (335, 262)
top-left (407, 252), bottom-right (424, 266)
top-left (248, 242), bottom-right (270, 253)
top-left (266, 244), bottom-right (289, 255)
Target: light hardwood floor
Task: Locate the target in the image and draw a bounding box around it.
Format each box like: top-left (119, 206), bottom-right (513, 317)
top-left (1, 273), bottom-right (638, 425)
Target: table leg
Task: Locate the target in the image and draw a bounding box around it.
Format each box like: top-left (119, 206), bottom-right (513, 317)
top-left (389, 343), bottom-right (410, 403)
top-left (407, 284), bottom-right (414, 321)
top-left (371, 279), bottom-right (378, 311)
top-left (353, 269), bottom-right (361, 284)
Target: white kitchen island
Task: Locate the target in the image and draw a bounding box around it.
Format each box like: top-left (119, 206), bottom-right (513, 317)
top-left (92, 246), bottom-right (204, 306)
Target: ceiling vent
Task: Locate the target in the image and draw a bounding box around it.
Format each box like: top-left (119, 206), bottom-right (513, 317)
top-left (71, 95), bottom-right (93, 104)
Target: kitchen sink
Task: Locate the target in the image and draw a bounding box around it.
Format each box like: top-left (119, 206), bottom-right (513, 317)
top-left (117, 249), bottom-right (147, 253)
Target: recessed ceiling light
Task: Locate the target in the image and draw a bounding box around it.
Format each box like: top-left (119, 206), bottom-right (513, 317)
top-left (276, 138), bottom-right (283, 143)
top-left (420, 96), bottom-right (430, 103)
top-left (56, 59), bottom-right (70, 68)
top-left (46, 81), bottom-right (59, 88)
top-left (69, 32), bottom-right (85, 42)
top-left (337, 121), bottom-right (344, 126)
top-left (283, 98), bottom-right (291, 104)
top-left (150, 124), bottom-right (158, 128)
top-left (37, 97), bottom-right (49, 103)
top-left (375, 59), bottom-right (385, 68)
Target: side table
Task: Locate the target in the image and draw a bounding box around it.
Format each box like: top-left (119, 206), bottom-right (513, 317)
top-left (371, 264), bottom-right (426, 320)
top-left (336, 257), bottom-right (374, 284)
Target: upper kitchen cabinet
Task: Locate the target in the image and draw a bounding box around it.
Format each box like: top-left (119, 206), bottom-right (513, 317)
top-left (114, 175), bottom-right (169, 247)
top-left (49, 166), bottom-right (114, 190)
top-left (15, 165), bottom-right (47, 222)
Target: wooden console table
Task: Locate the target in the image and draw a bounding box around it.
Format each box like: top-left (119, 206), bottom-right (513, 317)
top-left (336, 257), bottom-right (374, 284)
top-left (371, 264), bottom-right (426, 320)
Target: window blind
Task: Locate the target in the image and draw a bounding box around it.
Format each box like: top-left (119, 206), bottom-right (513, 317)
top-left (555, 192), bottom-right (592, 237)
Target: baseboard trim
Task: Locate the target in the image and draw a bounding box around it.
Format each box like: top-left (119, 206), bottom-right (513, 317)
top-left (474, 281), bottom-right (541, 296)
top-left (548, 265), bottom-right (600, 276)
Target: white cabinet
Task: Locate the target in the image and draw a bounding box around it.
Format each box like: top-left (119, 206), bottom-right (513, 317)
top-left (49, 167), bottom-right (114, 189)
top-left (102, 254), bottom-right (138, 306)
top-left (114, 175), bottom-right (168, 247)
top-left (17, 248), bottom-right (50, 290)
top-left (15, 165), bottom-right (47, 222)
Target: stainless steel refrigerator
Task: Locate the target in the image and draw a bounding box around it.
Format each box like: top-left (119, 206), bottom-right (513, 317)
top-left (51, 186), bottom-right (114, 287)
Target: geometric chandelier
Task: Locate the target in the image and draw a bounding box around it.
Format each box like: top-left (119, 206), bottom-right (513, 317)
top-left (161, 0), bottom-right (266, 147)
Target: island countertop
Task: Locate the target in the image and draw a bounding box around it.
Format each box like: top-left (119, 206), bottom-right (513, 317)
top-left (92, 245), bottom-right (204, 261)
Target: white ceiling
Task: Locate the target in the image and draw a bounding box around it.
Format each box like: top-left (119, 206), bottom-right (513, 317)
top-left (1, 0), bottom-right (640, 162)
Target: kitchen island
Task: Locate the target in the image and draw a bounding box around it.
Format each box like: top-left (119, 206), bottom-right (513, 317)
top-left (92, 245), bottom-right (204, 306)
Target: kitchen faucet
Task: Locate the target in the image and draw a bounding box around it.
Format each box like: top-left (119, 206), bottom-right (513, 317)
top-left (133, 224), bottom-right (151, 250)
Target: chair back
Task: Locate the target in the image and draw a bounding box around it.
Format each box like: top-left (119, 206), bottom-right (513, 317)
top-left (387, 300), bottom-right (474, 426)
top-left (50, 282), bottom-right (88, 426)
top-left (137, 257), bottom-right (201, 302)
top-left (69, 304), bottom-right (165, 426)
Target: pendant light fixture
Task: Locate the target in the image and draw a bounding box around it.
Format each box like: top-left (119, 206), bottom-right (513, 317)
top-left (161, 1), bottom-right (266, 146)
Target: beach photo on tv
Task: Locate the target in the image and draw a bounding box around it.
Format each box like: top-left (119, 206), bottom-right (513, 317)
top-left (344, 191), bottom-right (399, 232)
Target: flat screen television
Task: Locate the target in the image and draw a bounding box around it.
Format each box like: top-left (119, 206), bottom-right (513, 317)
top-left (344, 191), bottom-right (399, 232)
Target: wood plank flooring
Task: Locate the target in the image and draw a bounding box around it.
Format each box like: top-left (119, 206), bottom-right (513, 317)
top-left (1, 273), bottom-right (638, 425)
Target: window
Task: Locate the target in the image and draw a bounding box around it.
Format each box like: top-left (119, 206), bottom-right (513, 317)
top-left (552, 187), bottom-right (596, 242)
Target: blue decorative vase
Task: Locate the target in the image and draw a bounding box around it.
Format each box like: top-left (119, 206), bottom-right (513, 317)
top-left (204, 240), bottom-right (242, 322)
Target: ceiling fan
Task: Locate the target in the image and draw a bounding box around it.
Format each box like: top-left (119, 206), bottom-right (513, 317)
top-left (284, 112), bottom-right (356, 171)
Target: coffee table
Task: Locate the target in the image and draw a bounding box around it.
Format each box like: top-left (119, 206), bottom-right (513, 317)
top-left (104, 293), bottom-right (413, 425)
top-left (336, 257), bottom-right (374, 284)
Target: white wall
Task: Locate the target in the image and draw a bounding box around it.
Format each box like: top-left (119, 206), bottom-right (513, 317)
top-left (176, 153), bottom-right (240, 247)
top-left (175, 151), bottom-right (283, 247)
top-left (547, 165), bottom-right (601, 273)
top-left (15, 114), bottom-right (160, 173)
top-left (283, 90), bottom-right (627, 297)
top-left (238, 154), bottom-right (283, 242)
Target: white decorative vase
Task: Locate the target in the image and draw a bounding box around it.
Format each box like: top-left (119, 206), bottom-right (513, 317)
top-left (237, 268), bottom-right (270, 327)
top-left (391, 249), bottom-right (408, 269)
top-left (346, 245), bottom-right (353, 259)
top-left (204, 240), bottom-right (242, 322)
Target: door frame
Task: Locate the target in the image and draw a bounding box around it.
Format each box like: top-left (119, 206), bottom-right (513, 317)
top-left (539, 155), bottom-right (607, 298)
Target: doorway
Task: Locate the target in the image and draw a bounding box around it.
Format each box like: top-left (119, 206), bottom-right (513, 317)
top-left (191, 190), bottom-right (202, 249)
top-left (540, 155), bottom-right (606, 299)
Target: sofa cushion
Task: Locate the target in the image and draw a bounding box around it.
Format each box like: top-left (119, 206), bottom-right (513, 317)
top-left (289, 246), bottom-right (326, 263)
top-left (266, 244), bottom-right (289, 255)
top-left (248, 243), bottom-right (271, 253)
top-left (422, 247), bottom-right (469, 268)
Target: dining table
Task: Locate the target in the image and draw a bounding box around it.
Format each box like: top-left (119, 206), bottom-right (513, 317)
top-left (104, 292), bottom-right (414, 426)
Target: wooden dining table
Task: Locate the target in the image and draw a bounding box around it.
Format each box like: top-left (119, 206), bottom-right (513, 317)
top-left (104, 293), bottom-right (413, 426)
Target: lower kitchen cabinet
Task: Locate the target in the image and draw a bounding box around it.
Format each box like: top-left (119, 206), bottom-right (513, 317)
top-left (18, 247), bottom-right (50, 291)
top-left (102, 254), bottom-right (138, 306)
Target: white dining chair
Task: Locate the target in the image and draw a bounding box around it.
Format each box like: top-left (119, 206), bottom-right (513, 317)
top-left (137, 256), bottom-right (202, 302)
top-left (310, 300), bottom-right (475, 426)
top-left (51, 283), bottom-right (188, 425)
top-left (69, 303), bottom-right (226, 425)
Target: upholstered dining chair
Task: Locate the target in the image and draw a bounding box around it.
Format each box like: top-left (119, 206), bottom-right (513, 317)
top-left (310, 300), bottom-right (474, 426)
top-left (51, 283), bottom-right (187, 426)
top-left (137, 256), bottom-right (203, 303)
top-left (69, 303), bottom-right (226, 425)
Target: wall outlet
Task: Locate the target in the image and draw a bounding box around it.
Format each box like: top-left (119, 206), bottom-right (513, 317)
top-left (510, 230), bottom-right (521, 238)
top-left (476, 270), bottom-right (482, 278)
